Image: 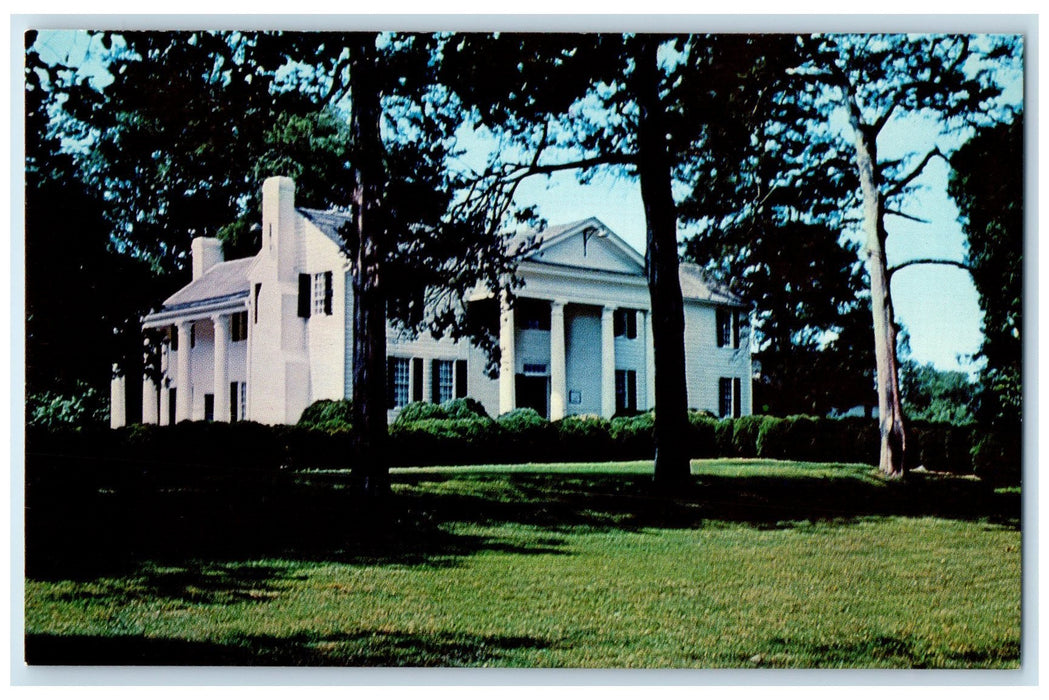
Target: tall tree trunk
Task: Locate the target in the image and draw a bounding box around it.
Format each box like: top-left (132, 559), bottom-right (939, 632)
top-left (853, 124), bottom-right (906, 477)
top-left (348, 34), bottom-right (390, 498)
top-left (632, 36), bottom-right (691, 489)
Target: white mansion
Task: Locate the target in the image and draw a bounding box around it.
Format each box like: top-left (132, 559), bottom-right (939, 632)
top-left (110, 176), bottom-right (752, 427)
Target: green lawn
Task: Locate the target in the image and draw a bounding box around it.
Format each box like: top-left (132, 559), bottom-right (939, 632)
top-left (24, 460), bottom-right (1021, 668)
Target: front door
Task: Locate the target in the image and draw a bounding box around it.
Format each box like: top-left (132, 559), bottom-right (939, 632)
top-left (515, 375), bottom-right (549, 419)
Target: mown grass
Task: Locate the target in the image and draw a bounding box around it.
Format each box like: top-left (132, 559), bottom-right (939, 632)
top-left (24, 459), bottom-right (1021, 668)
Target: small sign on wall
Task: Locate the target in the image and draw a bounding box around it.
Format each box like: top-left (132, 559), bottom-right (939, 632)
top-left (568, 390), bottom-right (582, 405)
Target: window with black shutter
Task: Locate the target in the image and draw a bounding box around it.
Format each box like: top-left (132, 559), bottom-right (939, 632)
top-left (716, 309), bottom-right (731, 347)
top-left (719, 378), bottom-right (732, 418)
top-left (455, 359), bottom-right (467, 398)
top-left (324, 270), bottom-right (333, 315)
top-left (412, 358), bottom-right (423, 402)
top-left (298, 273), bottom-right (311, 318)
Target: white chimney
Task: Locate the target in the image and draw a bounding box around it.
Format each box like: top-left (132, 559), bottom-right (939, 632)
top-left (261, 176), bottom-right (297, 281)
top-left (191, 237), bottom-right (224, 280)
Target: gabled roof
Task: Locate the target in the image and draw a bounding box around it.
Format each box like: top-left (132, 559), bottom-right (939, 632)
top-left (679, 262), bottom-right (744, 306)
top-left (161, 257), bottom-right (254, 311)
top-left (299, 207), bottom-right (353, 251)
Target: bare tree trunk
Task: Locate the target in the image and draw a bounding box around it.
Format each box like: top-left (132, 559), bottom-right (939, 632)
top-left (853, 125), bottom-right (906, 477)
top-left (348, 34), bottom-right (390, 498)
top-left (632, 36), bottom-right (691, 489)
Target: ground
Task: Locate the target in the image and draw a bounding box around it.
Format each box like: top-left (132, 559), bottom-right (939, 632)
top-left (24, 460), bottom-right (1021, 668)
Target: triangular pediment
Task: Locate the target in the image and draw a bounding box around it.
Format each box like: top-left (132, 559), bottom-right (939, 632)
top-left (526, 218), bottom-right (644, 274)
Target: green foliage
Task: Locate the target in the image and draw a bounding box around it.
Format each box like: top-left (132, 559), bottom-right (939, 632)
top-left (440, 398), bottom-right (490, 421)
top-left (686, 412), bottom-right (720, 458)
top-left (730, 415), bottom-right (766, 458)
top-left (609, 411), bottom-right (655, 459)
top-left (26, 384), bottom-right (109, 430)
top-left (949, 115), bottom-right (1023, 480)
top-left (395, 398), bottom-right (490, 426)
top-left (554, 415), bottom-right (614, 461)
top-left (899, 360), bottom-right (975, 424)
top-left (297, 399), bottom-right (354, 431)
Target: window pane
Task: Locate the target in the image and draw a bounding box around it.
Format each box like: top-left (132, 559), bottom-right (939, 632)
top-left (393, 358), bottom-right (410, 408)
top-left (438, 360), bottom-right (454, 403)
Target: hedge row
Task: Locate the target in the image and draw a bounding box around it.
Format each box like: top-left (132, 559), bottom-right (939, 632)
top-left (26, 408), bottom-right (977, 481)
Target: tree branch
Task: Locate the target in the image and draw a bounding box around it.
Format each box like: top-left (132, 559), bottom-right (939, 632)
top-left (884, 147), bottom-right (946, 199)
top-left (884, 208), bottom-right (931, 224)
top-left (888, 258), bottom-right (971, 279)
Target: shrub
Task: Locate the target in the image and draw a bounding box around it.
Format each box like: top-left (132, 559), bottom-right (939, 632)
top-left (394, 401), bottom-right (447, 425)
top-left (554, 414), bottom-right (613, 461)
top-left (686, 412), bottom-right (719, 458)
top-left (971, 430), bottom-right (1021, 485)
top-left (714, 419), bottom-right (735, 456)
top-left (610, 411), bottom-right (655, 459)
top-left (496, 408), bottom-right (551, 461)
top-left (389, 417), bottom-right (500, 466)
top-left (297, 399), bottom-right (354, 431)
top-left (440, 397), bottom-right (490, 421)
top-left (731, 415), bottom-right (766, 458)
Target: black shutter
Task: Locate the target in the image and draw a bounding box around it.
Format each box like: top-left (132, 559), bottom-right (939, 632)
top-left (455, 360), bottom-right (467, 398)
top-left (627, 370), bottom-right (637, 410)
top-left (298, 273), bottom-right (311, 318)
top-left (412, 358), bottom-right (423, 402)
top-left (254, 284), bottom-right (262, 323)
top-left (613, 309), bottom-right (624, 337)
top-left (168, 389), bottom-right (177, 424)
top-left (386, 357), bottom-right (396, 408)
top-left (716, 309), bottom-right (727, 347)
top-left (324, 271), bottom-right (333, 315)
top-left (230, 382), bottom-right (238, 422)
top-left (170, 325), bottom-right (178, 351)
top-left (732, 310), bottom-right (740, 349)
top-left (432, 359), bottom-right (441, 403)
top-left (627, 310), bottom-right (637, 339)
top-left (733, 378), bottom-right (742, 418)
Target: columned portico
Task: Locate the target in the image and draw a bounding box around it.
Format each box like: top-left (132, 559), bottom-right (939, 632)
top-left (212, 313), bottom-right (230, 422)
top-left (142, 377), bottom-right (159, 424)
top-left (498, 292), bottom-right (516, 415)
top-left (175, 320), bottom-right (192, 422)
top-left (601, 306), bottom-right (616, 417)
top-left (549, 301), bottom-right (567, 420)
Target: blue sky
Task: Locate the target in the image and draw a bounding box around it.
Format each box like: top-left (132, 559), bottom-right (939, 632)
top-left (32, 29), bottom-right (1023, 375)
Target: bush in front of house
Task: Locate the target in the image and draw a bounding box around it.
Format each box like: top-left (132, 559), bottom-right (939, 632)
top-left (496, 408), bottom-right (552, 460)
top-left (389, 416), bottom-right (500, 466)
top-left (297, 399), bottom-right (354, 431)
top-left (685, 412), bottom-right (720, 458)
top-left (730, 415), bottom-right (766, 458)
top-left (554, 414), bottom-right (614, 461)
top-left (610, 411), bottom-right (655, 459)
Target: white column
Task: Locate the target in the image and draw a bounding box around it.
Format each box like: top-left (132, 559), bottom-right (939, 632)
top-left (110, 364), bottom-right (126, 429)
top-left (601, 306), bottom-right (616, 418)
top-left (499, 293), bottom-right (516, 415)
top-left (142, 378), bottom-right (158, 424)
top-left (176, 320), bottom-right (192, 422)
top-left (549, 301), bottom-right (567, 420)
top-left (213, 313), bottom-right (230, 422)
top-left (644, 309), bottom-right (656, 411)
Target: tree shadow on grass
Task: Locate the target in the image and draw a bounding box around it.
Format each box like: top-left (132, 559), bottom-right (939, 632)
top-left (394, 468), bottom-right (1019, 534)
top-left (26, 459), bottom-right (1018, 585)
top-left (25, 628), bottom-right (554, 666)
